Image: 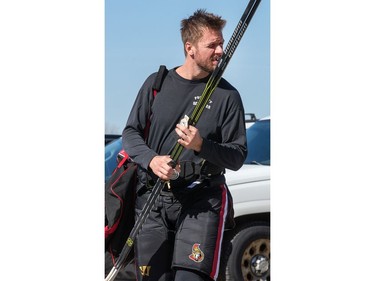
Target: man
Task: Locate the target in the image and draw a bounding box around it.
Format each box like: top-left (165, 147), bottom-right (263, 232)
top-left (122, 9), bottom-right (247, 281)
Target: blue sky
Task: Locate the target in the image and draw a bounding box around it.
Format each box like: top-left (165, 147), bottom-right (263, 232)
top-left (105, 0), bottom-right (270, 134)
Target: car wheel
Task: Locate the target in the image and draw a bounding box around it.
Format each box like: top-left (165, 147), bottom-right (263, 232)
top-left (226, 225), bottom-right (270, 281)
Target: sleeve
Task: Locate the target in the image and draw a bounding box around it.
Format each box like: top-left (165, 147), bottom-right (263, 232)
top-left (197, 90), bottom-right (247, 171)
top-left (122, 73), bottom-right (158, 170)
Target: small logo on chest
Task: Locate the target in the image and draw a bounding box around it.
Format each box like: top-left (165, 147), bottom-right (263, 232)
top-left (193, 96), bottom-right (213, 110)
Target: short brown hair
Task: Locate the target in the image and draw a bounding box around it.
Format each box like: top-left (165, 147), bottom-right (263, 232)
top-left (180, 9), bottom-right (226, 54)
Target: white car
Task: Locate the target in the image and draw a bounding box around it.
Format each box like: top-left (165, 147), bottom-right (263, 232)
top-left (219, 116), bottom-right (270, 281)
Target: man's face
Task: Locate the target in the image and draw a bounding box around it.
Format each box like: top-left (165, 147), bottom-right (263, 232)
top-left (193, 28), bottom-right (224, 73)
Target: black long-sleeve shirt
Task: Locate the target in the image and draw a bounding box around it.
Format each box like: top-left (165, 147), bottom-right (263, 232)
top-left (122, 67), bottom-right (247, 185)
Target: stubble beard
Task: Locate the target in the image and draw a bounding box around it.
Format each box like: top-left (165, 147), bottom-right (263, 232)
top-left (197, 55), bottom-right (221, 74)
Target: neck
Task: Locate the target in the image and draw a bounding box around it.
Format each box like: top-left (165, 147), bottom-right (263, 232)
top-left (176, 63), bottom-right (210, 80)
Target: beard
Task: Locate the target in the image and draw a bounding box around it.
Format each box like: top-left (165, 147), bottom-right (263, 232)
top-left (196, 55), bottom-right (221, 74)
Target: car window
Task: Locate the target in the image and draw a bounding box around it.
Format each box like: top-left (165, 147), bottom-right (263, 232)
top-left (244, 119), bottom-right (270, 165)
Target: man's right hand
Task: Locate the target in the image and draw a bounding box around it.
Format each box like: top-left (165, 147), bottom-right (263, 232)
top-left (149, 155), bottom-right (180, 181)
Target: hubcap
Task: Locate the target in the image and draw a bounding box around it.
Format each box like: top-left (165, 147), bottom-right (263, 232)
top-left (241, 238), bottom-right (270, 280)
top-left (251, 255), bottom-right (269, 277)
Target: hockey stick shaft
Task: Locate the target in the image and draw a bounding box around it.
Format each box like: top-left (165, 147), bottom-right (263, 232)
top-left (190, 0), bottom-right (262, 126)
top-left (170, 0), bottom-right (261, 160)
top-left (105, 1), bottom-right (261, 280)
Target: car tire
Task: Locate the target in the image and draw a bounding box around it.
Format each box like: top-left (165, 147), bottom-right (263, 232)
top-left (226, 225), bottom-right (270, 281)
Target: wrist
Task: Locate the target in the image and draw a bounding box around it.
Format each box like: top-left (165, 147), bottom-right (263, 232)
top-left (194, 137), bottom-right (203, 152)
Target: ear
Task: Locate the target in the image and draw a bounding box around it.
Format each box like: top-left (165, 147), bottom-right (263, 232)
top-left (185, 42), bottom-right (194, 57)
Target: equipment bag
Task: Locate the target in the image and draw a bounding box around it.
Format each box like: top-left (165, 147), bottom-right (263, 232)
top-left (105, 65), bottom-right (168, 268)
top-left (105, 150), bottom-right (137, 253)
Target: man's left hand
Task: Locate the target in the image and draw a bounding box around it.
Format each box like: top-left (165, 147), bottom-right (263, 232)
top-left (175, 123), bottom-right (203, 152)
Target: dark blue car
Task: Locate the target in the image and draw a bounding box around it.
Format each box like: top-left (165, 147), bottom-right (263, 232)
top-left (105, 136), bottom-right (123, 182)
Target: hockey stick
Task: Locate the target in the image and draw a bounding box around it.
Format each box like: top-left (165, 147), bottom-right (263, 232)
top-left (105, 1), bottom-right (261, 280)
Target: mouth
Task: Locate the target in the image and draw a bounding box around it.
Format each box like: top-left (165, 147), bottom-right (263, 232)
top-left (212, 56), bottom-right (221, 65)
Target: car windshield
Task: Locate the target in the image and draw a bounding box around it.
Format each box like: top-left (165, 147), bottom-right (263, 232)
top-left (244, 119), bottom-right (270, 165)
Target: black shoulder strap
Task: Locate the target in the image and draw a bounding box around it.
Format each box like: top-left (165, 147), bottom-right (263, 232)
top-left (152, 65), bottom-right (168, 93)
top-left (144, 65), bottom-right (169, 139)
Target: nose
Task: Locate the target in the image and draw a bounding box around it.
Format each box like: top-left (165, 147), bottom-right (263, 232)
top-left (215, 45), bottom-right (224, 55)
